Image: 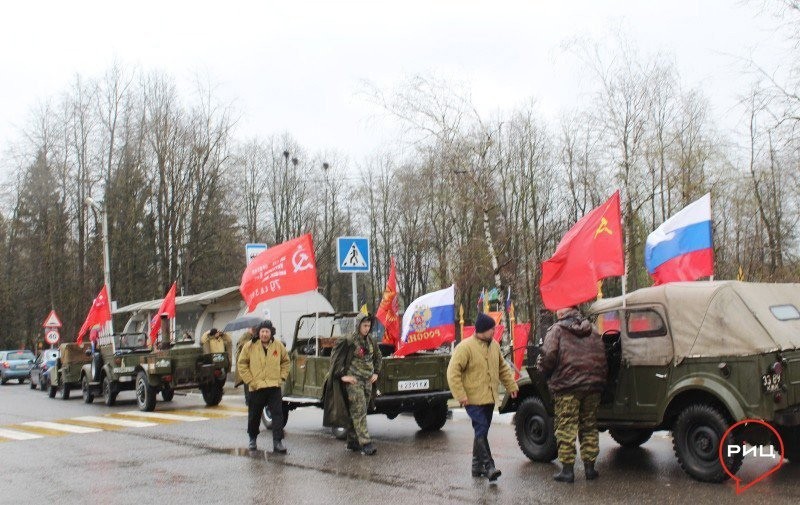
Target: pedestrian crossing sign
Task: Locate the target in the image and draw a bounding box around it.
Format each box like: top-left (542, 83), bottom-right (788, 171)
top-left (337, 237), bottom-right (370, 273)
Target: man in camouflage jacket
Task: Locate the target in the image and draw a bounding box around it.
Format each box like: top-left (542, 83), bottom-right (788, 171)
top-left (538, 307), bottom-right (608, 483)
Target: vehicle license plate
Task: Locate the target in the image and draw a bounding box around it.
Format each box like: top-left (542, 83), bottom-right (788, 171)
top-left (762, 373), bottom-right (781, 393)
top-left (15, 364), bottom-right (28, 370)
top-left (398, 379), bottom-right (430, 391)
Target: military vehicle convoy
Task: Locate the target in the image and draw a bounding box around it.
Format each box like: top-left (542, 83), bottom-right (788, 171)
top-left (51, 332), bottom-right (230, 411)
top-left (262, 312), bottom-right (452, 433)
top-left (504, 281), bottom-right (800, 483)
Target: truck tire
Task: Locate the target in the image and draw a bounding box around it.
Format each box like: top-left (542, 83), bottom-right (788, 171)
top-left (514, 396), bottom-right (557, 462)
top-left (103, 375), bottom-right (118, 407)
top-left (672, 404), bottom-right (742, 482)
top-left (201, 380), bottom-right (224, 407)
top-left (136, 371), bottom-right (157, 412)
top-left (82, 375), bottom-right (94, 404)
top-left (60, 382), bottom-right (71, 400)
top-left (413, 401), bottom-right (448, 431)
top-left (609, 428), bottom-right (653, 448)
top-left (778, 427), bottom-right (800, 463)
top-left (262, 402), bottom-right (290, 430)
top-left (161, 386), bottom-right (175, 402)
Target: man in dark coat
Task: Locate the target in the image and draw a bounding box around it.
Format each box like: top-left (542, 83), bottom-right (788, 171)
top-left (538, 307), bottom-right (608, 483)
top-left (323, 313), bottom-right (382, 455)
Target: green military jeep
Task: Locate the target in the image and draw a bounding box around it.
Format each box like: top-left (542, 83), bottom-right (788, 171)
top-left (503, 281), bottom-right (800, 483)
top-left (49, 342), bottom-right (92, 399)
top-left (262, 312), bottom-right (452, 434)
top-left (77, 332), bottom-right (230, 411)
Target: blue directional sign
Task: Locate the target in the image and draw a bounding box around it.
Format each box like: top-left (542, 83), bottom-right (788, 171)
top-left (337, 237), bottom-right (370, 273)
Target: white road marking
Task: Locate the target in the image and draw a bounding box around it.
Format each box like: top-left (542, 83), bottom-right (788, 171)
top-left (73, 416), bottom-right (158, 428)
top-left (22, 421), bottom-right (102, 434)
top-left (0, 428), bottom-right (44, 440)
top-left (117, 411), bottom-right (208, 422)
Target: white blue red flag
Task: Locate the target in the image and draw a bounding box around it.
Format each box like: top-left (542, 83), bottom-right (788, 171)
top-left (395, 285), bottom-right (456, 357)
top-left (645, 193), bottom-right (713, 285)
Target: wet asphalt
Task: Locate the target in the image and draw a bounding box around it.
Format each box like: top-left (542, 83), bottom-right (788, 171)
top-left (1, 383), bottom-right (798, 505)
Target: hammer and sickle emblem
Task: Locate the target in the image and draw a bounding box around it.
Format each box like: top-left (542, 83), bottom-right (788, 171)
top-left (292, 247), bottom-right (312, 273)
top-left (594, 217), bottom-right (613, 238)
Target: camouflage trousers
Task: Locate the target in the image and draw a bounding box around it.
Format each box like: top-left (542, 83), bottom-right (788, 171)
top-left (345, 380), bottom-right (372, 446)
top-left (553, 391), bottom-right (601, 464)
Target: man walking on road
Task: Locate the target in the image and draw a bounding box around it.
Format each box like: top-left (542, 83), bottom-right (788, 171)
top-left (325, 312), bottom-right (382, 455)
top-left (447, 313), bottom-right (519, 481)
top-left (238, 320), bottom-right (290, 453)
top-left (538, 307), bottom-right (608, 483)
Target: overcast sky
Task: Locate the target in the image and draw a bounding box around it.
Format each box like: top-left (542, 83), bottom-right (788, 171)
top-left (0, 0), bottom-right (789, 167)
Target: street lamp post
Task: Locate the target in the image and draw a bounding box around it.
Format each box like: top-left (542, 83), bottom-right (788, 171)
top-left (85, 197), bottom-right (113, 334)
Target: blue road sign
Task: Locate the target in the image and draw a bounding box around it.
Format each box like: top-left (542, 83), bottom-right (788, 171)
top-left (245, 243), bottom-right (268, 265)
top-left (337, 237), bottom-right (370, 273)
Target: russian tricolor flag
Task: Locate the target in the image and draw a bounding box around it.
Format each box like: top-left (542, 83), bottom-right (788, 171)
top-left (395, 285), bottom-right (456, 357)
top-left (645, 193), bottom-right (714, 285)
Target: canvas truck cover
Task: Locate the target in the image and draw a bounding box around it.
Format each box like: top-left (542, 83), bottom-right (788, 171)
top-left (590, 281), bottom-right (800, 364)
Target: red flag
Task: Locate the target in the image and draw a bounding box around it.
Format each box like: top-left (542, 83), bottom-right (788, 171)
top-left (513, 323), bottom-right (531, 380)
top-left (149, 282), bottom-right (177, 344)
top-left (540, 191), bottom-right (624, 311)
top-left (76, 286), bottom-right (112, 343)
top-left (240, 234), bottom-right (318, 311)
top-left (376, 257), bottom-right (400, 345)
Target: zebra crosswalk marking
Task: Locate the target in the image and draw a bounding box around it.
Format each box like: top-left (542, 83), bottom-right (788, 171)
top-left (173, 409), bottom-right (239, 419)
top-left (107, 413), bottom-right (178, 425)
top-left (22, 421), bottom-right (102, 434)
top-left (6, 424), bottom-right (68, 437)
top-left (117, 411), bottom-right (208, 422)
top-left (73, 415), bottom-right (157, 428)
top-left (209, 404), bottom-right (248, 413)
top-left (0, 428), bottom-right (43, 440)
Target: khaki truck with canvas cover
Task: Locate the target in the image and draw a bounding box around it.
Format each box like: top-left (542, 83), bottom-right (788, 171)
top-left (261, 312), bottom-right (452, 434)
top-left (503, 281), bottom-right (800, 482)
top-left (72, 332), bottom-right (230, 411)
top-left (49, 342), bottom-right (92, 399)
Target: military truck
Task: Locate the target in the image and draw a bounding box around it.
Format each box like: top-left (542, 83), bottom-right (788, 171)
top-left (504, 281), bottom-right (800, 483)
top-left (262, 312), bottom-right (452, 434)
top-left (71, 332), bottom-right (230, 411)
top-left (49, 342), bottom-right (92, 399)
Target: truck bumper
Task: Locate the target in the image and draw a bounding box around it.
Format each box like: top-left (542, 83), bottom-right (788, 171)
top-left (374, 391), bottom-right (452, 413)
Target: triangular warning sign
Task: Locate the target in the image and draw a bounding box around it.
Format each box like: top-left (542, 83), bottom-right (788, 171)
top-left (342, 243), bottom-right (367, 268)
top-left (42, 310), bottom-right (62, 328)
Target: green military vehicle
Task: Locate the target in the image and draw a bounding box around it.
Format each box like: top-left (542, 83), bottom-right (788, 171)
top-left (262, 312), bottom-right (452, 434)
top-left (49, 342), bottom-right (92, 399)
top-left (77, 332), bottom-right (230, 411)
top-left (504, 281), bottom-right (800, 483)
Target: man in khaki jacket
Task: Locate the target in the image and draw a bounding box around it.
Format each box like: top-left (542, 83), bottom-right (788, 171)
top-left (200, 328), bottom-right (232, 356)
top-left (447, 313), bottom-right (518, 481)
top-left (238, 320), bottom-right (290, 453)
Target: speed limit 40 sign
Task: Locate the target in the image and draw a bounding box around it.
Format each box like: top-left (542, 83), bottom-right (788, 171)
top-left (45, 329), bottom-right (60, 346)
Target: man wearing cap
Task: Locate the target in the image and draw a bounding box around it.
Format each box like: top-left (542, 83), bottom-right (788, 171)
top-left (447, 313), bottom-right (518, 481)
top-left (538, 306), bottom-right (607, 483)
top-left (200, 328), bottom-right (232, 356)
top-left (238, 320), bottom-right (290, 453)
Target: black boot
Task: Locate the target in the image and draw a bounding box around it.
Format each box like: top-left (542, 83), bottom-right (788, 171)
top-left (248, 436), bottom-right (257, 451)
top-left (471, 438), bottom-right (486, 477)
top-left (554, 463), bottom-right (575, 483)
top-left (273, 439), bottom-right (287, 454)
top-left (346, 439), bottom-right (361, 451)
top-left (478, 437), bottom-right (501, 481)
top-left (360, 442), bottom-right (377, 455)
top-left (584, 461), bottom-right (599, 480)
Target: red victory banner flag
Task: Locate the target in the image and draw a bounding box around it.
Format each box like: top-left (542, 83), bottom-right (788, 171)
top-left (376, 257), bottom-right (400, 346)
top-left (540, 190), bottom-right (624, 311)
top-left (149, 281), bottom-right (177, 344)
top-left (76, 285), bottom-right (112, 343)
top-left (240, 234), bottom-right (319, 311)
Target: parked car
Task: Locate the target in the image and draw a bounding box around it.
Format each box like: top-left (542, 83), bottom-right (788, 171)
top-left (0, 350), bottom-right (36, 385)
top-left (30, 350), bottom-right (59, 391)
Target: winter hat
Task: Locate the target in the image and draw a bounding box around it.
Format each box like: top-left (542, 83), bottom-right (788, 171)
top-left (257, 319), bottom-right (277, 337)
top-left (475, 313), bottom-right (496, 333)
